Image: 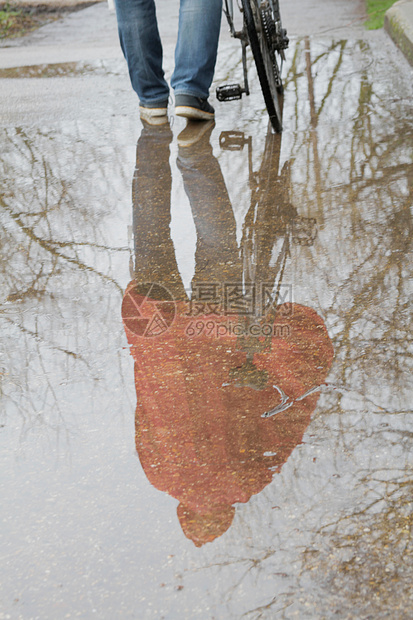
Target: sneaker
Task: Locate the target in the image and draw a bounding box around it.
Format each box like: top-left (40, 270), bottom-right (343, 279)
top-left (175, 94), bottom-right (215, 121)
top-left (139, 101), bottom-right (168, 125)
top-left (177, 120), bottom-right (215, 148)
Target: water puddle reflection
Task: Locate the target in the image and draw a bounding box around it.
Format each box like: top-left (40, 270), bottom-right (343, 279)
top-left (0, 36), bottom-right (412, 618)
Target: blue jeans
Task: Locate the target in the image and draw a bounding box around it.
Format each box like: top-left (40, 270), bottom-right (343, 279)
top-left (115, 0), bottom-right (222, 105)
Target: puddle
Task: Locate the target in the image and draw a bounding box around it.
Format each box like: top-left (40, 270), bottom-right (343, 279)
top-left (0, 58), bottom-right (126, 79)
top-left (0, 37), bottom-right (412, 618)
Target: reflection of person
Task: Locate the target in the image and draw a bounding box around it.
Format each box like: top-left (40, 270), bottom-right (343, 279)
top-left (122, 124), bottom-right (334, 546)
top-left (114, 0), bottom-right (222, 122)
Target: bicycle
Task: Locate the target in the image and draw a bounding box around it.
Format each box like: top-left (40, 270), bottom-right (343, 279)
top-left (216, 0), bottom-right (289, 132)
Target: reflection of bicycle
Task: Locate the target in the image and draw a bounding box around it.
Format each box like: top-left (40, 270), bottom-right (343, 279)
top-left (216, 0), bottom-right (289, 132)
top-left (220, 127), bottom-right (317, 291)
top-left (220, 127), bottom-right (317, 389)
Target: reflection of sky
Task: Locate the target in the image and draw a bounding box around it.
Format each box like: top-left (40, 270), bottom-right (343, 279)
top-left (170, 143), bottom-right (197, 292)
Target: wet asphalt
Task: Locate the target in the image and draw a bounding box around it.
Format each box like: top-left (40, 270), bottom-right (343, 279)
top-left (1, 1), bottom-right (413, 618)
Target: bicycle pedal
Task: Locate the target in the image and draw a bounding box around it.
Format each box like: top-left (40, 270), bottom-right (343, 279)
top-left (216, 84), bottom-right (244, 102)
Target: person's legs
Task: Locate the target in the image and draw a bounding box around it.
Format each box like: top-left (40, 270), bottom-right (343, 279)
top-left (171, 0), bottom-right (222, 100)
top-left (115, 0), bottom-right (169, 106)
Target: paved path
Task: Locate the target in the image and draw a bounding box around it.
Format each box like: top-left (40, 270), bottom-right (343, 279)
top-left (1, 0), bottom-right (412, 126)
top-left (1, 0), bottom-right (413, 65)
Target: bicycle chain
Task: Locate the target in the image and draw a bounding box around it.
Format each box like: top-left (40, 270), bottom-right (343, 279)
top-left (260, 4), bottom-right (282, 89)
top-left (260, 3), bottom-right (276, 49)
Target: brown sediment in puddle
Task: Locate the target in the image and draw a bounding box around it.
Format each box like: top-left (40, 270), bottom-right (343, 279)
top-left (0, 60), bottom-right (121, 78)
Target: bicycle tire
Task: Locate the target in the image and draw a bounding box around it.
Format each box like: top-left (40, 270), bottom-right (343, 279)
top-left (241, 0), bottom-right (283, 132)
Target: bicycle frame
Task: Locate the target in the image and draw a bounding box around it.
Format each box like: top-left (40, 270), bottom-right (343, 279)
top-left (222, 0), bottom-right (250, 96)
top-left (224, 0), bottom-right (280, 30)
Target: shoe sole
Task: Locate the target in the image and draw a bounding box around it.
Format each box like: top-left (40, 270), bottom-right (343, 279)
top-left (177, 120), bottom-right (215, 147)
top-left (140, 115), bottom-right (169, 126)
top-left (175, 105), bottom-right (214, 121)
top-left (139, 107), bottom-right (168, 126)
top-left (139, 106), bottom-right (167, 117)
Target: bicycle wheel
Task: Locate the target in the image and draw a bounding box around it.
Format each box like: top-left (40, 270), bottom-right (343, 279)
top-left (242, 0), bottom-right (284, 132)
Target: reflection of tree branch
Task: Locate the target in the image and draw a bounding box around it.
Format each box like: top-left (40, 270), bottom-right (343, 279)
top-left (1, 315), bottom-right (92, 369)
top-left (1, 200), bottom-right (123, 294)
top-left (318, 478), bottom-right (412, 534)
top-left (0, 222), bottom-right (128, 253)
top-left (323, 161), bottom-right (412, 195)
top-left (313, 41), bottom-right (346, 119)
top-left (4, 264), bottom-right (47, 302)
top-left (243, 597), bottom-right (293, 619)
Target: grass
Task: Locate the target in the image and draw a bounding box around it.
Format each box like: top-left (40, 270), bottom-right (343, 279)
top-left (0, 3), bottom-right (54, 39)
top-left (0, 3), bottom-right (23, 37)
top-left (365, 0), bottom-right (399, 29)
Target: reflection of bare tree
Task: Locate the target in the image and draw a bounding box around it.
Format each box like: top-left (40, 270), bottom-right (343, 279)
top-left (0, 123), bottom-right (132, 440)
top-left (299, 469), bottom-right (413, 617)
top-left (283, 39), bottom-right (413, 399)
top-left (1, 127), bottom-right (127, 296)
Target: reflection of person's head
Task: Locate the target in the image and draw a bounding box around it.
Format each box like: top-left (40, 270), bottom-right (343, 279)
top-left (127, 303), bottom-right (334, 548)
top-left (177, 504), bottom-right (235, 547)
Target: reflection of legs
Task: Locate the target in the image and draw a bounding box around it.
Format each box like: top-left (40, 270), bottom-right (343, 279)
top-left (177, 134), bottom-right (241, 287)
top-left (172, 0), bottom-right (222, 99)
top-left (133, 124), bottom-right (187, 300)
top-left (115, 0), bottom-right (169, 105)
